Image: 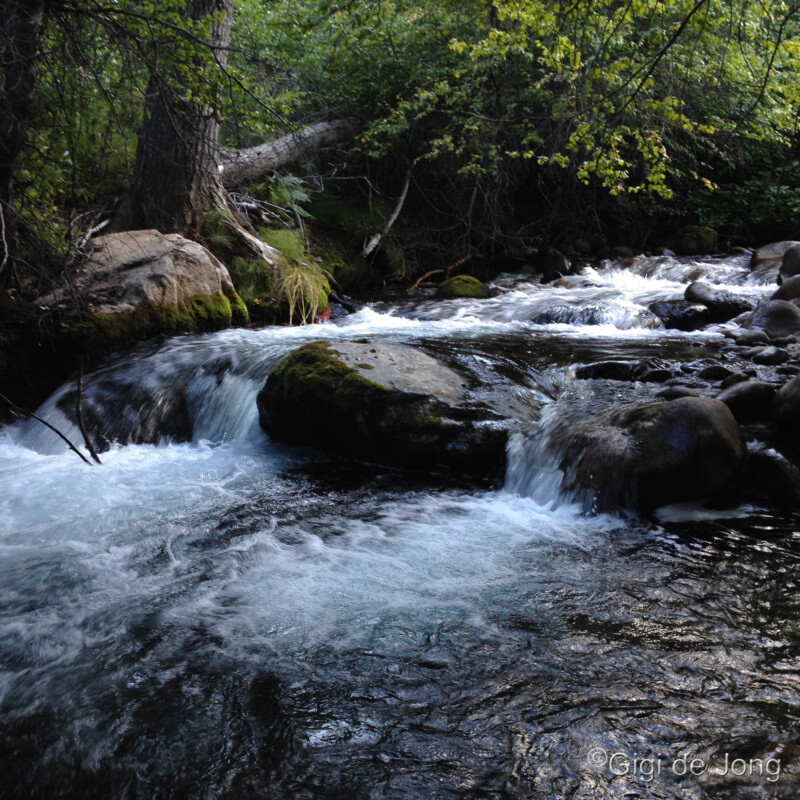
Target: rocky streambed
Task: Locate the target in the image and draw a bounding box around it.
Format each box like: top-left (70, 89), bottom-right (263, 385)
top-left (1, 247), bottom-right (800, 799)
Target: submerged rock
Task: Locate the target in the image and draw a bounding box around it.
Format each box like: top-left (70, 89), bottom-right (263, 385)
top-left (435, 275), bottom-right (491, 299)
top-left (561, 396), bottom-right (746, 510)
top-left (258, 340), bottom-right (509, 477)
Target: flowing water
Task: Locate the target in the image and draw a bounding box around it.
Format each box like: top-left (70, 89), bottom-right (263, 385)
top-left (1, 255), bottom-right (799, 799)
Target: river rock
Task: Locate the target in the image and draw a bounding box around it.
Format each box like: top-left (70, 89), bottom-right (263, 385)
top-left (744, 448), bottom-right (800, 508)
top-left (744, 299), bottom-right (800, 340)
top-left (781, 243), bottom-right (800, 281)
top-left (772, 275), bottom-right (800, 301)
top-left (257, 340), bottom-right (509, 477)
top-left (575, 359), bottom-right (673, 382)
top-left (716, 381), bottom-right (776, 423)
top-left (750, 241), bottom-right (800, 270)
top-left (663, 225), bottom-right (718, 255)
top-left (40, 230), bottom-right (249, 340)
top-left (734, 329), bottom-right (770, 346)
top-left (436, 275), bottom-right (491, 299)
top-left (535, 246), bottom-right (570, 276)
top-left (771, 374), bottom-right (800, 442)
top-left (683, 281), bottom-right (755, 322)
top-left (647, 300), bottom-right (711, 331)
top-left (562, 396), bottom-right (746, 510)
top-left (753, 346), bottom-right (789, 365)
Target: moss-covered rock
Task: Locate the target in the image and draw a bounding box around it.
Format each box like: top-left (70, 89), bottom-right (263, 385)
top-left (258, 340), bottom-right (509, 478)
top-left (435, 275), bottom-right (491, 299)
top-left (664, 225), bottom-right (718, 256)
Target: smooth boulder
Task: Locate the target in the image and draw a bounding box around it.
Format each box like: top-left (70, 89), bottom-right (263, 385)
top-left (772, 275), bottom-right (800, 301)
top-left (258, 340), bottom-right (509, 477)
top-left (781, 243), bottom-right (800, 281)
top-left (683, 281), bottom-right (755, 322)
top-left (716, 380), bottom-right (776, 423)
top-left (750, 241), bottom-right (800, 270)
top-left (648, 300), bottom-right (711, 331)
top-left (561, 397), bottom-right (746, 510)
top-left (744, 299), bottom-right (800, 340)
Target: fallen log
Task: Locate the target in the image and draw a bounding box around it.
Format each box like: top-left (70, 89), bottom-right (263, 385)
top-left (220, 118), bottom-right (361, 187)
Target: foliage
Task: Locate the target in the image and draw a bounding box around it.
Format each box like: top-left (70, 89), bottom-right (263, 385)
top-left (251, 0), bottom-right (800, 238)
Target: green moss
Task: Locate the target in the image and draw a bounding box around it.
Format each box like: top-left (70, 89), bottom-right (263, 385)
top-left (67, 291), bottom-right (238, 356)
top-left (264, 342), bottom-right (389, 429)
top-left (259, 227), bottom-right (306, 263)
top-left (667, 225), bottom-right (719, 255)
top-left (436, 275), bottom-right (491, 299)
top-left (354, 362), bottom-right (375, 369)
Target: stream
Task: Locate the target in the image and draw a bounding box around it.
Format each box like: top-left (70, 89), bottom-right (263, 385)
top-left (1, 254), bottom-right (799, 799)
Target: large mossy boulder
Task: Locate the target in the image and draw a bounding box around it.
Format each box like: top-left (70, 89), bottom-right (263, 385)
top-left (664, 225), bottom-right (718, 256)
top-left (43, 230), bottom-right (249, 351)
top-left (561, 396), bottom-right (746, 510)
top-left (435, 275), bottom-right (491, 299)
top-left (258, 340), bottom-right (509, 477)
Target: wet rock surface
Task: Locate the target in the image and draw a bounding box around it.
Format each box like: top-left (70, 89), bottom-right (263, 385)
top-left (258, 340), bottom-right (510, 478)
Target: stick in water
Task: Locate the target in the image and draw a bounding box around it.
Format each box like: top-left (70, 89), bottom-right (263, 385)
top-left (0, 392), bottom-right (93, 466)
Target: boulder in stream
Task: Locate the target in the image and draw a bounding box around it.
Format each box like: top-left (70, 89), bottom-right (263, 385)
top-left (750, 240), bottom-right (800, 270)
top-left (435, 275), bottom-right (491, 299)
top-left (647, 300), bottom-right (710, 331)
top-left (258, 340), bottom-right (509, 477)
top-left (562, 396), bottom-right (746, 510)
top-left (744, 299), bottom-right (800, 340)
top-left (683, 281), bottom-right (755, 322)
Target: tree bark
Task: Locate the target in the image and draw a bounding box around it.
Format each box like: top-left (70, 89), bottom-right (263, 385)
top-left (113, 0), bottom-right (234, 235)
top-left (219, 118), bottom-right (360, 187)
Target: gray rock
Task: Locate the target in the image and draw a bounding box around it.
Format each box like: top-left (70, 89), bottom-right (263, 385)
top-left (697, 364), bottom-right (735, 381)
top-left (745, 299), bottom-right (800, 339)
top-left (717, 381), bottom-right (776, 423)
top-left (562, 396), bottom-right (746, 510)
top-left (647, 300), bottom-right (711, 331)
top-left (781, 243), bottom-right (800, 280)
top-left (43, 230), bottom-right (244, 316)
top-left (657, 386), bottom-right (701, 400)
top-left (734, 329), bottom-right (770, 346)
top-left (683, 281), bottom-right (756, 322)
top-left (772, 275), bottom-right (800, 301)
top-left (750, 240), bottom-right (800, 270)
top-left (753, 346), bottom-right (789, 365)
top-left (257, 340), bottom-right (509, 477)
top-left (744, 448), bottom-right (800, 508)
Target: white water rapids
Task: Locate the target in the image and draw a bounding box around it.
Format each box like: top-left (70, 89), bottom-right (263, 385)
top-left (1, 254), bottom-right (798, 799)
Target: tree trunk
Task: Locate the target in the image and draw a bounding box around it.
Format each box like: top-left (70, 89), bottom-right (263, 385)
top-left (113, 0), bottom-right (234, 235)
top-left (0, 0), bottom-right (49, 267)
top-left (219, 118), bottom-right (360, 187)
